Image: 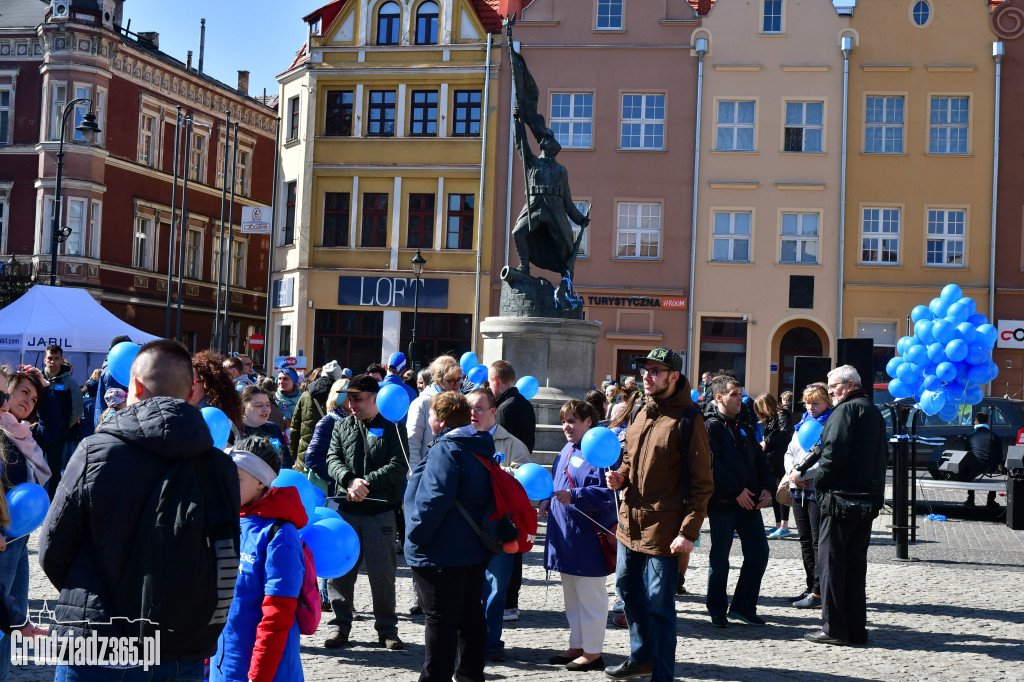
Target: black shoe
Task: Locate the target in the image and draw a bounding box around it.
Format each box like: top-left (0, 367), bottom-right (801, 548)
top-left (676, 582), bottom-right (687, 596)
top-left (549, 654), bottom-right (576, 665)
top-left (409, 603), bottom-right (423, 616)
top-left (486, 647), bottom-right (507, 662)
top-left (805, 630), bottom-right (848, 646)
top-left (567, 657), bottom-right (605, 672)
top-left (788, 591), bottom-right (810, 603)
top-left (710, 614), bottom-right (729, 628)
top-left (604, 659), bottom-right (653, 679)
top-left (728, 610), bottom-right (766, 626)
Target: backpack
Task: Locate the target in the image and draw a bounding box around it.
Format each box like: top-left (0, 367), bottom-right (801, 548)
top-left (110, 452), bottom-right (240, 649)
top-left (268, 520), bottom-right (322, 635)
top-left (456, 452), bottom-right (539, 554)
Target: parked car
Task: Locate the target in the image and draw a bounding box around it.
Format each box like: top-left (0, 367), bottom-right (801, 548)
top-left (873, 383), bottom-right (1024, 468)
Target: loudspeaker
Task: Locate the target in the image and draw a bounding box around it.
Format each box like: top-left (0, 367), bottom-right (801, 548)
top-left (928, 446), bottom-right (952, 480)
top-left (1006, 445), bottom-right (1024, 474)
top-left (793, 355), bottom-right (832, 396)
top-left (838, 338), bottom-right (875, 403)
top-left (1007, 476), bottom-right (1024, 531)
top-left (938, 450), bottom-right (982, 482)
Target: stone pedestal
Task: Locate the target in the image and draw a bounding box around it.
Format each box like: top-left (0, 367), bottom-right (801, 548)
top-left (480, 316), bottom-right (600, 463)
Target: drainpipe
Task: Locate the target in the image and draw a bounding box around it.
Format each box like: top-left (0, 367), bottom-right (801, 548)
top-left (686, 37), bottom-right (707, 378)
top-left (990, 41), bottom-right (1003, 325)
top-left (473, 33), bottom-right (493, 356)
top-left (838, 36), bottom-right (852, 341)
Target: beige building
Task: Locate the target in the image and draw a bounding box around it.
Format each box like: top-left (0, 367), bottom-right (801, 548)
top-left (690, 0), bottom-right (854, 395)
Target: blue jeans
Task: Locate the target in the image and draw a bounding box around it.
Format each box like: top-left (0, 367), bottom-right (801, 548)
top-left (706, 508), bottom-right (770, 618)
top-left (481, 552), bottom-right (514, 652)
top-left (54, 660), bottom-right (204, 681)
top-left (614, 543), bottom-right (678, 682)
top-left (0, 536), bottom-right (29, 682)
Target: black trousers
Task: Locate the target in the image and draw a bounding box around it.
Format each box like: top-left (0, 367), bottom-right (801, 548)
top-left (412, 562), bottom-right (488, 682)
top-left (818, 512), bottom-right (872, 643)
top-left (504, 553), bottom-right (523, 609)
top-left (790, 495), bottom-right (821, 594)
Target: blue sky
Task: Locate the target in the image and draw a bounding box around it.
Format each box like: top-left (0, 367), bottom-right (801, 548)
top-left (124, 0), bottom-right (324, 98)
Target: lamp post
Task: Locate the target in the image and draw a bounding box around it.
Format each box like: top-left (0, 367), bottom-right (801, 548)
top-left (50, 98), bottom-right (100, 286)
top-left (409, 249), bottom-right (426, 370)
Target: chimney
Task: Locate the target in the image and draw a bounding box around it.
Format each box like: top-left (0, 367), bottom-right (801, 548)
top-left (186, 50), bottom-right (193, 71)
top-left (138, 31), bottom-right (159, 49)
top-left (697, 0), bottom-right (712, 16)
top-left (237, 70), bottom-right (249, 95)
top-left (198, 18), bottom-right (206, 75)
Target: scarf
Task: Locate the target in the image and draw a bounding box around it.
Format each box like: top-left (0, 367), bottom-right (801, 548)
top-left (0, 412), bottom-right (52, 487)
top-left (794, 407), bottom-right (833, 430)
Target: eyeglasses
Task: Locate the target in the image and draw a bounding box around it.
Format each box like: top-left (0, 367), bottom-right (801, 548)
top-left (827, 381), bottom-right (848, 390)
top-left (470, 406), bottom-right (492, 414)
top-left (445, 376), bottom-right (463, 385)
top-left (638, 367), bottom-right (663, 378)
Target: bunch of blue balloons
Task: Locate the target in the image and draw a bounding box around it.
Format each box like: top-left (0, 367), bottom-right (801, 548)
top-left (886, 283), bottom-right (999, 418)
top-left (272, 470), bottom-right (360, 579)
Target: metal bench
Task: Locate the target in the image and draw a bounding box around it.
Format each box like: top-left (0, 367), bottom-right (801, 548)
top-left (916, 477), bottom-right (1006, 493)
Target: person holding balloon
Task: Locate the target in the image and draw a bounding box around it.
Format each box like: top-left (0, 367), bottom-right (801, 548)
top-left (302, 379), bottom-right (350, 500)
top-left (240, 385), bottom-right (293, 470)
top-left (91, 334), bottom-right (132, 429)
top-left (540, 399), bottom-right (616, 672)
top-left (212, 436), bottom-right (307, 682)
top-left (754, 393), bottom-right (794, 538)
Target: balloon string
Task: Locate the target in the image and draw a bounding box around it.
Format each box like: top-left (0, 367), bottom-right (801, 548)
top-left (395, 422), bottom-right (412, 479)
top-left (564, 501), bottom-right (617, 535)
top-left (326, 496), bottom-right (390, 503)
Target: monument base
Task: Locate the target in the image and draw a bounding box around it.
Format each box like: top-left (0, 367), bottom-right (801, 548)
top-left (498, 266), bottom-right (584, 319)
top-left (480, 316), bottom-right (600, 464)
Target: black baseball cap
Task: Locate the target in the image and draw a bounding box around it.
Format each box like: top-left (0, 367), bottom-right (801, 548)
top-left (641, 347), bottom-right (683, 373)
top-left (341, 374), bottom-right (380, 394)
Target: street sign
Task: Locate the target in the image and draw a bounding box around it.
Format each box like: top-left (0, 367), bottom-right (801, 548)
top-left (241, 206), bottom-right (271, 234)
top-left (248, 333), bottom-right (265, 350)
top-left (274, 356), bottom-right (308, 372)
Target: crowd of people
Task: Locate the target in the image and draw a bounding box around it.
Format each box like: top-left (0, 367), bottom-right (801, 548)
top-left (0, 336), bottom-right (892, 681)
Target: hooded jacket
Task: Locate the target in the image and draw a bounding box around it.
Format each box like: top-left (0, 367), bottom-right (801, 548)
top-left (289, 375), bottom-right (333, 464)
top-left (705, 405), bottom-right (775, 512)
top-left (213, 486), bottom-right (307, 682)
top-left (327, 412), bottom-right (409, 516)
top-left (39, 397), bottom-right (241, 660)
top-left (616, 376), bottom-right (714, 555)
top-left (44, 363), bottom-right (83, 439)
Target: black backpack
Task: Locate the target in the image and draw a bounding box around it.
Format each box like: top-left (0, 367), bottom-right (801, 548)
top-left (111, 451), bottom-right (240, 649)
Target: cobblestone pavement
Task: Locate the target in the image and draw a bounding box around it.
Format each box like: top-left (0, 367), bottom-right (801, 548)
top-left (10, 486), bottom-right (1024, 681)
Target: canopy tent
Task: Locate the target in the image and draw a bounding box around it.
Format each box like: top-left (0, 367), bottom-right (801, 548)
top-left (0, 286), bottom-right (160, 382)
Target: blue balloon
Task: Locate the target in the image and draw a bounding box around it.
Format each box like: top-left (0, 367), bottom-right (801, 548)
top-left (941, 283), bottom-right (963, 302)
top-left (272, 469), bottom-right (318, 520)
top-left (964, 385), bottom-right (984, 405)
top-left (958, 297), bottom-right (977, 317)
top-left (303, 517), bottom-right (360, 579)
top-left (312, 487), bottom-right (326, 507)
top-left (966, 313), bottom-right (988, 327)
top-left (515, 376), bottom-right (539, 400)
top-left (885, 356), bottom-right (904, 379)
top-left (896, 335), bottom-right (916, 356)
top-left (896, 362), bottom-right (921, 384)
top-left (691, 389), bottom-right (700, 402)
top-left (889, 378), bottom-right (912, 399)
top-left (976, 324), bottom-right (998, 349)
top-left (468, 364), bottom-right (489, 385)
top-left (377, 383), bottom-right (411, 422)
top-left (515, 462), bottom-right (555, 500)
top-left (201, 406), bottom-right (232, 449)
top-left (931, 319), bottom-right (955, 345)
top-left (926, 343), bottom-right (946, 364)
top-left (906, 344), bottom-right (928, 366)
top-left (913, 320), bottom-right (934, 345)
top-left (911, 305), bottom-right (934, 323)
top-left (945, 339), bottom-right (968, 363)
top-left (986, 361), bottom-right (1000, 382)
top-left (967, 364), bottom-right (989, 387)
top-left (966, 343), bottom-right (989, 366)
top-left (459, 352), bottom-right (479, 374)
top-left (945, 301), bottom-right (969, 325)
top-left (108, 342), bottom-right (140, 388)
top-left (937, 401), bottom-right (960, 422)
top-left (935, 362), bottom-right (957, 383)
top-left (920, 390), bottom-right (946, 416)
top-left (581, 426), bottom-right (622, 468)
top-left (921, 375), bottom-right (944, 392)
top-left (5, 483), bottom-right (50, 538)
top-left (929, 297), bottom-right (951, 318)
top-left (310, 506), bottom-right (343, 525)
top-left (955, 322), bottom-right (976, 345)
top-left (797, 420), bottom-right (824, 451)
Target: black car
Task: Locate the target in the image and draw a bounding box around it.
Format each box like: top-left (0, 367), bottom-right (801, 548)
top-left (873, 384), bottom-right (1024, 468)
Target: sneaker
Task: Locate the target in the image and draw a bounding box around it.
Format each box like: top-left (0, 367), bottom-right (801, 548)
top-left (324, 631), bottom-right (350, 648)
top-left (379, 635), bottom-right (404, 650)
top-left (603, 658), bottom-right (654, 679)
top-left (788, 591), bottom-right (810, 603)
top-left (728, 610), bottom-right (766, 626)
top-left (408, 599), bottom-right (422, 616)
top-left (710, 614), bottom-right (729, 628)
top-left (486, 647), bottom-right (507, 662)
top-left (612, 613), bottom-right (628, 628)
top-left (612, 599), bottom-right (625, 613)
top-left (502, 608), bottom-right (519, 622)
top-left (769, 528), bottom-right (790, 538)
top-left (676, 582), bottom-right (688, 596)
top-left (765, 527), bottom-right (777, 536)
top-left (793, 594), bottom-right (821, 609)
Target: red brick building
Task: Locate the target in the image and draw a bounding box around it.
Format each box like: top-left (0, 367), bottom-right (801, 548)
top-left (0, 0), bottom-right (276, 367)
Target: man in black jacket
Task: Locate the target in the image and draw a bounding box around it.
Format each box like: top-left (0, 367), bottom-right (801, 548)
top-left (39, 339), bottom-right (241, 679)
top-left (42, 344), bottom-right (83, 499)
top-left (805, 365), bottom-right (887, 646)
top-left (704, 374), bottom-right (773, 629)
top-left (965, 412), bottom-right (1002, 507)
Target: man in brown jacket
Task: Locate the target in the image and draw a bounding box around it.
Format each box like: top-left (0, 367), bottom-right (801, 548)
top-left (605, 347), bottom-right (714, 681)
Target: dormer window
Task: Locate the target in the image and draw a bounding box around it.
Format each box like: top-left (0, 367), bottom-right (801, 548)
top-left (415, 1), bottom-right (439, 45)
top-left (377, 2), bottom-right (401, 45)
top-left (309, 17), bottom-right (322, 36)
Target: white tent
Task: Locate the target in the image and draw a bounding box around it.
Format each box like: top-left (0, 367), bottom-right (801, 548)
top-left (0, 286), bottom-right (160, 381)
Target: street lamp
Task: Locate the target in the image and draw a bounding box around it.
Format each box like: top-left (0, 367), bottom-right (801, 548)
top-left (409, 249), bottom-right (427, 369)
top-left (50, 99), bottom-right (100, 286)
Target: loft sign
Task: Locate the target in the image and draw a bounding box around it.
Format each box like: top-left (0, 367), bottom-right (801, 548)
top-left (338, 276), bottom-right (449, 309)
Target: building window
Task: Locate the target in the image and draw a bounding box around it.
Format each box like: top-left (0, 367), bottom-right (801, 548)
top-left (715, 100), bottom-right (755, 151)
top-left (700, 317), bottom-right (748, 386)
top-left (279, 324), bottom-right (292, 356)
top-left (367, 90), bottom-right (396, 137)
top-left (232, 239), bottom-right (246, 286)
top-left (712, 211), bottom-right (751, 263)
top-left (287, 95), bottom-right (300, 140)
top-left (235, 150), bottom-right (250, 196)
top-left (780, 212), bottom-right (818, 264)
top-left (865, 96), bottom-right (904, 154)
top-left (784, 101), bottom-right (823, 152)
top-left (325, 90), bottom-right (353, 136)
top-left (410, 90), bottom-right (438, 136)
top-left (133, 216), bottom-right (153, 269)
top-left (912, 0), bottom-right (930, 26)
top-left (596, 0), bottom-right (623, 29)
top-left (0, 89), bottom-right (10, 144)
top-left (283, 181), bottom-right (296, 246)
top-left (407, 193), bottom-right (435, 248)
top-left (362, 193), bottom-right (389, 247)
top-left (550, 93), bottom-right (593, 149)
top-left (377, 1), bottom-right (401, 45)
top-left (48, 83), bottom-right (66, 141)
top-left (762, 0), bottom-right (782, 33)
top-left (228, 320), bottom-right (240, 354)
top-left (861, 207), bottom-right (900, 264)
top-left (620, 94), bottom-right (665, 150)
top-left (399, 312), bottom-right (473, 366)
top-left (452, 91), bottom-right (482, 136)
top-left (188, 128), bottom-right (207, 182)
top-left (138, 113), bottom-right (154, 165)
top-left (185, 228), bottom-right (202, 279)
top-left (616, 202), bottom-right (661, 259)
top-left (62, 197), bottom-right (86, 256)
top-left (446, 194), bottom-right (474, 249)
top-left (0, 192), bottom-right (9, 253)
top-left (929, 96), bottom-right (969, 155)
top-left (570, 201), bottom-right (590, 257)
top-left (323, 192), bottom-right (350, 247)
top-left (926, 209), bottom-right (965, 266)
top-left (415, 1), bottom-right (439, 44)
top-left (89, 200), bottom-right (101, 259)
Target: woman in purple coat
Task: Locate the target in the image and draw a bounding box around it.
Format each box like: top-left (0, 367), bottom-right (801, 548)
top-left (539, 400), bottom-right (616, 672)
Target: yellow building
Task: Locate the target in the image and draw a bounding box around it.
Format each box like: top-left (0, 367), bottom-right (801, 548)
top-left (272, 0), bottom-right (502, 371)
top-left (845, 0), bottom-right (997, 384)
